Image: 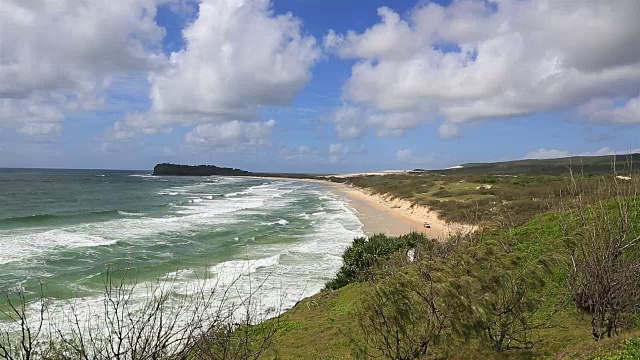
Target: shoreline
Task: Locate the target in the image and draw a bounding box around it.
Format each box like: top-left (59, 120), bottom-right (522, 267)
top-left (318, 181), bottom-right (476, 240)
top-left (250, 176), bottom-right (471, 239)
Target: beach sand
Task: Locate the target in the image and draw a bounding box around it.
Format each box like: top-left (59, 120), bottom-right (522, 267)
top-left (317, 181), bottom-right (450, 239)
top-left (246, 176), bottom-right (472, 239)
top-left (320, 182), bottom-right (437, 237)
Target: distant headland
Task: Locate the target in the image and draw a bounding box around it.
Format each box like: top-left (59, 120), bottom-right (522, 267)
top-left (153, 163), bottom-right (252, 176)
top-left (152, 163), bottom-right (320, 179)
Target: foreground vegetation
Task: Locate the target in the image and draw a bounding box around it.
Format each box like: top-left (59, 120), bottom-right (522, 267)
top-left (263, 173), bottom-right (640, 359)
top-left (0, 273), bottom-right (280, 360)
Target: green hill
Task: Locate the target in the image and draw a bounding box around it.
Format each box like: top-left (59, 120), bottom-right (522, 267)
top-left (261, 195), bottom-right (640, 359)
top-left (420, 153), bottom-right (640, 176)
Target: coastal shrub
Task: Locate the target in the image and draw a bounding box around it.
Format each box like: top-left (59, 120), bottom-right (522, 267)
top-left (324, 232), bottom-right (429, 290)
top-left (353, 250), bottom-right (452, 360)
top-left (351, 228), bottom-right (561, 358)
top-left (466, 248), bottom-right (557, 351)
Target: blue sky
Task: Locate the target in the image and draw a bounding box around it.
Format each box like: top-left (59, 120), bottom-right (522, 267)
top-left (1, 0), bottom-right (639, 172)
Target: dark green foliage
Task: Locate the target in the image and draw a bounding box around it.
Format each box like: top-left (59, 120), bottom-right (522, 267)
top-left (350, 230), bottom-right (558, 358)
top-left (324, 232), bottom-right (429, 290)
top-left (153, 163), bottom-right (251, 176)
top-left (354, 269), bottom-right (448, 360)
top-left (152, 163), bottom-right (325, 179)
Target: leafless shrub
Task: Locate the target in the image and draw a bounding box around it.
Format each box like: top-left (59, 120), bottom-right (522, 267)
top-left (561, 166), bottom-right (640, 340)
top-left (0, 289), bottom-right (47, 360)
top-left (0, 268), bottom-right (280, 360)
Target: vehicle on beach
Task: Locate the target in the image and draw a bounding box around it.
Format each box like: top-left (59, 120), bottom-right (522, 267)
top-left (423, 222), bottom-right (431, 228)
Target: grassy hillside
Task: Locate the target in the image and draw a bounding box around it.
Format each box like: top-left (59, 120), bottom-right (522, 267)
top-left (261, 193), bottom-right (640, 359)
top-left (424, 154), bottom-right (640, 176)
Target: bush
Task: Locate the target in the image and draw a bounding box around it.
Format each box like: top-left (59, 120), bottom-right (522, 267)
top-left (324, 233), bottom-right (429, 290)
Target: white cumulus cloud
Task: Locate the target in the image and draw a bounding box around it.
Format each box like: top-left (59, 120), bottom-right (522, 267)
top-left (524, 148), bottom-right (571, 160)
top-left (396, 149), bottom-right (413, 162)
top-left (328, 143), bottom-right (365, 164)
top-left (326, 0), bottom-right (640, 138)
top-left (113, 0), bottom-right (320, 146)
top-left (184, 119), bottom-right (276, 149)
top-left (578, 95), bottom-right (640, 124)
top-left (150, 0), bottom-right (319, 117)
top-left (396, 148), bottom-right (436, 165)
top-left (327, 105), bottom-right (430, 139)
top-left (0, 0), bottom-right (167, 136)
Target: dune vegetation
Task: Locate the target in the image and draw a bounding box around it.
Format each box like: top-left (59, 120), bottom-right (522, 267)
top-left (262, 171), bottom-right (640, 359)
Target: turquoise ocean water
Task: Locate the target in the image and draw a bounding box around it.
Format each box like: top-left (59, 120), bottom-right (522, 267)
top-left (0, 169), bottom-right (363, 326)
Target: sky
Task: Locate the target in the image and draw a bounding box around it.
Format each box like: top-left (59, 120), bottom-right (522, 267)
top-left (1, 0), bottom-right (639, 172)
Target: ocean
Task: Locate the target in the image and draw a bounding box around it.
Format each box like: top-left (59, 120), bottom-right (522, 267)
top-left (0, 168), bottom-right (363, 327)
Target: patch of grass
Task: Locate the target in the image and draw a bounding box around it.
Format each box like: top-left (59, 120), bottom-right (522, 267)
top-left (588, 337), bottom-right (640, 360)
top-left (261, 284), bottom-right (365, 359)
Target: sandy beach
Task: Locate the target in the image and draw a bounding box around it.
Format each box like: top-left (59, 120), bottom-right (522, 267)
top-left (317, 181), bottom-right (474, 239)
top-left (253, 176), bottom-right (470, 239)
top-left (319, 181), bottom-right (436, 237)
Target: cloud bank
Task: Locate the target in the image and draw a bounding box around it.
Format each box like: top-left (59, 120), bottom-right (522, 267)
top-left (326, 0), bottom-right (640, 138)
top-left (0, 0), bottom-right (167, 135)
top-left (126, 0), bottom-right (320, 148)
top-left (2, 0), bottom-right (320, 151)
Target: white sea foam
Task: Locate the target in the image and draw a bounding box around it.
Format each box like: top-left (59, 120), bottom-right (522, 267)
top-left (0, 230), bottom-right (118, 265)
top-left (0, 179), bottom-right (305, 265)
top-left (117, 211), bottom-right (145, 216)
top-left (157, 191), bottom-right (179, 195)
top-left (0, 178), bottom-right (365, 342)
top-left (224, 192), bottom-right (243, 197)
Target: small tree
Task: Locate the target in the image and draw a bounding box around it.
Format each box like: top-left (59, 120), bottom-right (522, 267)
top-left (353, 263), bottom-right (449, 360)
top-left (476, 256), bottom-right (555, 351)
top-left (562, 172), bottom-right (640, 340)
